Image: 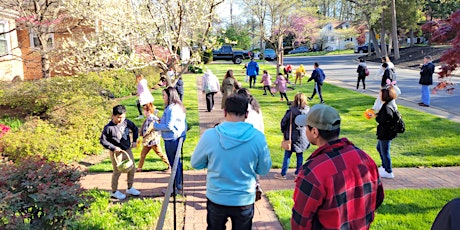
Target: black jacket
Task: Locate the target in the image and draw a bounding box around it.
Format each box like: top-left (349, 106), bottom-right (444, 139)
top-left (381, 69), bottom-right (393, 87)
top-left (357, 65), bottom-right (366, 78)
top-left (419, 62), bottom-right (435, 85)
top-left (376, 103), bottom-right (397, 140)
top-left (281, 106), bottom-right (310, 153)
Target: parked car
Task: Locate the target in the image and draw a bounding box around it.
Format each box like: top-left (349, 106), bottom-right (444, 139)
top-left (355, 43), bottom-right (375, 53)
top-left (212, 45), bottom-right (251, 64)
top-left (260, 49), bottom-right (277, 61)
top-left (288, 46), bottom-right (309, 54)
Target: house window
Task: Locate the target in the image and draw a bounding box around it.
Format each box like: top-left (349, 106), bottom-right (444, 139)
top-left (29, 31), bottom-right (54, 48)
top-left (0, 21), bottom-right (9, 56)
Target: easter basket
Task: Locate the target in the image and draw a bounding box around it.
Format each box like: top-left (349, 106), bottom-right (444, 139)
top-left (114, 150), bottom-right (134, 173)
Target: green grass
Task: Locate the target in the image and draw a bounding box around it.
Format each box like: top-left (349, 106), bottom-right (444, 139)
top-left (266, 188), bottom-right (460, 230)
top-left (0, 116), bottom-right (23, 130)
top-left (69, 189), bottom-right (162, 229)
top-left (90, 62), bottom-right (460, 171)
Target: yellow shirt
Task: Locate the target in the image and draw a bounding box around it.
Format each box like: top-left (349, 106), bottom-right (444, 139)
top-left (296, 65), bottom-right (306, 74)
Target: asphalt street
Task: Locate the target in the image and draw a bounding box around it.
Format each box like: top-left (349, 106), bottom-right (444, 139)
top-left (283, 54), bottom-right (460, 122)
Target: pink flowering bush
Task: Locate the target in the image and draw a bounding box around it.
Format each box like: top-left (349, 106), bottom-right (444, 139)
top-left (0, 124), bottom-right (10, 139)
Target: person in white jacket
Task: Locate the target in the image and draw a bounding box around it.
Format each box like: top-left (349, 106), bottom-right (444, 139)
top-left (135, 74), bottom-right (154, 119)
top-left (202, 70), bottom-right (220, 112)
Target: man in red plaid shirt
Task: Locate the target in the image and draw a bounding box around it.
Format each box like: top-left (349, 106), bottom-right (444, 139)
top-left (292, 104), bottom-right (384, 230)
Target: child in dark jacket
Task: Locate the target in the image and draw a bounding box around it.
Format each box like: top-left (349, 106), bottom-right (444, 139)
top-left (100, 105), bottom-right (140, 200)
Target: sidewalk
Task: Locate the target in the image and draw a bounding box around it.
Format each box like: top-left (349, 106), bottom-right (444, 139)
top-left (80, 74), bottom-right (460, 230)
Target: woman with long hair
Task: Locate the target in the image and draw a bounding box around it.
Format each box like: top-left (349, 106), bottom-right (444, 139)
top-left (275, 92), bottom-right (310, 179)
top-left (237, 88), bottom-right (264, 133)
top-left (221, 70), bottom-right (240, 109)
top-left (376, 85), bottom-right (399, 179)
top-left (154, 87), bottom-right (187, 193)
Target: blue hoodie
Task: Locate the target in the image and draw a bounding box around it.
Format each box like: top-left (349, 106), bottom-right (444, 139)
top-left (246, 60), bottom-right (259, 77)
top-left (191, 121), bottom-right (272, 206)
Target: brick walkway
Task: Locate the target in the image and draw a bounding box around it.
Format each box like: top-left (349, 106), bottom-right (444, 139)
top-left (80, 75), bottom-right (460, 230)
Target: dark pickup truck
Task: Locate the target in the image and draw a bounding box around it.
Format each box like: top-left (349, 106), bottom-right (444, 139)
top-left (212, 45), bottom-right (251, 64)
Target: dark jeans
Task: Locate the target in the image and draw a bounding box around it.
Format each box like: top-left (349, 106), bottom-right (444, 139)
top-left (205, 92), bottom-right (216, 112)
top-left (376, 139), bottom-right (392, 173)
top-left (164, 137), bottom-right (185, 189)
top-left (357, 77), bottom-right (366, 89)
top-left (263, 85), bottom-right (273, 95)
top-left (249, 75), bottom-right (256, 88)
top-left (280, 92), bottom-right (289, 101)
top-left (310, 82), bottom-right (324, 102)
top-left (281, 150), bottom-right (303, 176)
top-left (207, 199), bottom-right (254, 230)
top-left (136, 100), bottom-right (142, 116)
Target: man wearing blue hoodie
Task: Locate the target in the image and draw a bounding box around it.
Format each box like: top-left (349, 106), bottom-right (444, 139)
top-left (246, 57), bottom-right (259, 88)
top-left (191, 94), bottom-right (272, 229)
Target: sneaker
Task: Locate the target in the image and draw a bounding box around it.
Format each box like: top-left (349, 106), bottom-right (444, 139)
top-left (320, 101), bottom-right (325, 104)
top-left (307, 97), bottom-right (312, 101)
top-left (380, 170), bottom-right (395, 179)
top-left (378, 166), bottom-right (385, 175)
top-left (135, 115), bottom-right (144, 120)
top-left (111, 191), bottom-right (126, 200)
top-left (274, 173), bottom-right (287, 180)
top-left (263, 93), bottom-right (267, 95)
top-left (126, 187), bottom-right (141, 196)
top-left (363, 89), bottom-right (367, 92)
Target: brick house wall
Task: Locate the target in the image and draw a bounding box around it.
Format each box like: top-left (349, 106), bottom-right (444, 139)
top-left (18, 19), bottom-right (95, 80)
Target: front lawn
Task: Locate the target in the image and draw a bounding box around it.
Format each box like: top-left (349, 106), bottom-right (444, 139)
top-left (266, 188), bottom-right (460, 230)
top-left (90, 62), bottom-right (460, 172)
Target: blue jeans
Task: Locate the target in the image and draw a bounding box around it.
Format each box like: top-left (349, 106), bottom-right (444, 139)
top-left (281, 150), bottom-right (303, 176)
top-left (164, 137), bottom-right (185, 189)
top-left (376, 139), bottom-right (392, 173)
top-left (206, 199), bottom-right (254, 230)
top-left (421, 85), bottom-right (430, 105)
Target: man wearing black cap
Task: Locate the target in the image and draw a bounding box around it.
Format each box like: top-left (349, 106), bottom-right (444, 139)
top-left (291, 104), bottom-right (384, 230)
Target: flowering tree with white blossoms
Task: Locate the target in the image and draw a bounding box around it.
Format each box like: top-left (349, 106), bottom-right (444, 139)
top-left (58, 0), bottom-right (224, 85)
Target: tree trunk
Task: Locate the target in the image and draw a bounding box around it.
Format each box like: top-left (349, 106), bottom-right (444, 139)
top-left (388, 34), bottom-right (393, 56)
top-left (41, 53), bottom-right (51, 79)
top-left (277, 35), bottom-right (283, 75)
top-left (410, 29), bottom-right (415, 47)
top-left (380, 10), bottom-right (387, 57)
top-left (370, 28), bottom-right (382, 58)
top-left (391, 0), bottom-right (400, 60)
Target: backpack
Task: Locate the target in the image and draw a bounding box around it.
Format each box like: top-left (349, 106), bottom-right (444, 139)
top-left (365, 67), bottom-right (370, 76)
top-left (389, 106), bottom-right (405, 134)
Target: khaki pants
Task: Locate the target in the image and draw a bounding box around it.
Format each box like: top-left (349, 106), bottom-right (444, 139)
top-left (110, 149), bottom-right (135, 192)
top-left (138, 144), bottom-right (170, 169)
top-left (295, 72), bottom-right (303, 85)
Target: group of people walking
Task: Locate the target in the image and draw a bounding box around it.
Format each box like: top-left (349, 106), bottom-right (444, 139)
top-left (98, 54), bottom-right (436, 229)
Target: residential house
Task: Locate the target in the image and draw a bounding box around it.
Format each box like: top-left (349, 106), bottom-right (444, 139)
top-left (0, 8), bottom-right (23, 81)
top-left (317, 21), bottom-right (359, 51)
top-left (0, 7), bottom-right (94, 81)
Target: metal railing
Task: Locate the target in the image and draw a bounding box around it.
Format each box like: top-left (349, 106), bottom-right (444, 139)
top-left (156, 137), bottom-right (184, 230)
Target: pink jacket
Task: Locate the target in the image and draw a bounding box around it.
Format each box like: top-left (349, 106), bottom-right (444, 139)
top-left (260, 73), bottom-right (272, 86)
top-left (275, 75), bottom-right (287, 93)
